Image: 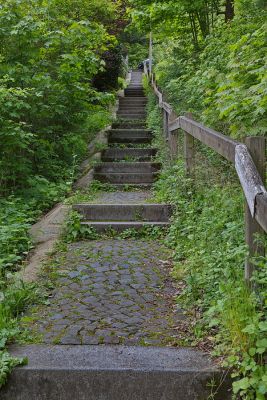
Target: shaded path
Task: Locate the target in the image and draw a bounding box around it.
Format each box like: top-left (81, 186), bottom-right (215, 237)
top-left (1, 70), bottom-right (231, 400)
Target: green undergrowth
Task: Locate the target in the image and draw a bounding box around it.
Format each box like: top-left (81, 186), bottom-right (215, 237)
top-left (0, 108), bottom-right (113, 387)
top-left (0, 278), bottom-right (46, 386)
top-left (146, 88), bottom-right (267, 399)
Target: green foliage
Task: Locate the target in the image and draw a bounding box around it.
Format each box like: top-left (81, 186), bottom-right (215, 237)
top-left (0, 0), bottom-right (124, 385)
top-left (0, 279), bottom-right (41, 386)
top-left (128, 43), bottom-right (148, 68)
top-left (152, 10), bottom-right (266, 138)
top-left (0, 351), bottom-right (26, 387)
top-left (0, 0), bottom-right (117, 194)
top-left (0, 197), bottom-right (34, 275)
top-left (63, 211), bottom-right (99, 242)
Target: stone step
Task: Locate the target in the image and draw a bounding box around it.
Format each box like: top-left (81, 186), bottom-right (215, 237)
top-left (119, 104), bottom-right (146, 109)
top-left (73, 204), bottom-right (172, 222)
top-left (111, 183), bottom-right (153, 189)
top-left (125, 88), bottom-right (144, 92)
top-left (101, 148), bottom-right (157, 161)
top-left (118, 103), bottom-right (146, 109)
top-left (1, 345), bottom-right (231, 400)
top-left (108, 136), bottom-right (152, 145)
top-left (118, 106), bottom-right (146, 110)
top-left (93, 172), bottom-right (158, 184)
top-left (118, 114), bottom-right (146, 119)
top-left (124, 95), bottom-right (145, 99)
top-left (118, 107), bottom-right (146, 112)
top-left (118, 109), bottom-right (146, 114)
top-left (124, 92), bottom-right (145, 97)
top-left (110, 129), bottom-right (152, 134)
top-left (112, 122), bottom-right (146, 129)
top-left (94, 162), bottom-right (161, 174)
top-left (81, 221), bottom-right (170, 232)
top-left (108, 131), bottom-right (152, 144)
top-left (119, 97), bottom-right (147, 103)
top-left (125, 88), bottom-right (144, 91)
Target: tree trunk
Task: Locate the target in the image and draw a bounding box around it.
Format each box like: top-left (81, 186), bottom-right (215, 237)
top-left (225, 0), bottom-right (234, 22)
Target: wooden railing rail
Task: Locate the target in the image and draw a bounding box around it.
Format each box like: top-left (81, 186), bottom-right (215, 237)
top-left (143, 66), bottom-right (267, 281)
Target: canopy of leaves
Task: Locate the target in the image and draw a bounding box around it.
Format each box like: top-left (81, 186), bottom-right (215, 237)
top-left (0, 0), bottom-right (126, 194)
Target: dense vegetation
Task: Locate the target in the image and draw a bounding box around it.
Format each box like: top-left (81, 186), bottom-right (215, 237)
top-left (128, 0), bottom-right (267, 398)
top-left (0, 0), bottom-right (127, 385)
top-left (0, 0), bottom-right (266, 396)
top-left (146, 90), bottom-right (266, 399)
top-left (131, 0), bottom-right (267, 138)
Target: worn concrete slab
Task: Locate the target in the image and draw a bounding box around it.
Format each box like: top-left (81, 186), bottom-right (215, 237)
top-left (1, 345), bottom-right (231, 400)
top-left (30, 204), bottom-right (70, 244)
top-left (95, 162), bottom-right (161, 173)
top-left (73, 203), bottom-right (172, 221)
top-left (101, 148), bottom-right (157, 161)
top-left (94, 172), bottom-right (158, 184)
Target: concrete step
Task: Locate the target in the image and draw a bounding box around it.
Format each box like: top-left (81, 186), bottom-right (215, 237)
top-left (119, 97), bottom-right (147, 103)
top-left (119, 104), bottom-right (146, 109)
top-left (93, 172), bottom-right (159, 184)
top-left (1, 345), bottom-right (231, 400)
top-left (73, 204), bottom-right (172, 222)
top-left (125, 88), bottom-right (144, 93)
top-left (112, 122), bottom-right (146, 129)
top-left (101, 148), bottom-right (157, 161)
top-left (118, 114), bottom-right (146, 120)
top-left (94, 162), bottom-right (161, 174)
top-left (109, 129), bottom-right (152, 135)
top-left (118, 109), bottom-right (146, 114)
top-left (81, 221), bottom-right (170, 232)
top-left (118, 103), bottom-right (146, 109)
top-left (117, 117), bottom-right (146, 122)
top-left (124, 92), bottom-right (145, 97)
top-left (108, 131), bottom-right (152, 144)
top-left (111, 183), bottom-right (153, 189)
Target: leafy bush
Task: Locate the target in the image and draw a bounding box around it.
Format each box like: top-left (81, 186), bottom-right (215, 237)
top-left (0, 0), bottom-right (117, 194)
top-left (152, 8), bottom-right (267, 138)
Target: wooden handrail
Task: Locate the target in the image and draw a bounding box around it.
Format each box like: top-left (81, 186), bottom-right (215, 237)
top-left (144, 69), bottom-right (267, 280)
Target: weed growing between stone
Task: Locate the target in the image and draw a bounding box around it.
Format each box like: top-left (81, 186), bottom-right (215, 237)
top-left (62, 210), bottom-right (169, 243)
top-left (145, 85), bottom-right (267, 399)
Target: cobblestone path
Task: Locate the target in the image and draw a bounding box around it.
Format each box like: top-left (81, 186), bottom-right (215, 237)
top-left (29, 240), bottom-right (183, 346)
top-left (26, 70), bottom-right (182, 349)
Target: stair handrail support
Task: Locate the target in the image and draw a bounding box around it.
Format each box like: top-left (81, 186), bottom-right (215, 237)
top-left (144, 67), bottom-right (267, 282)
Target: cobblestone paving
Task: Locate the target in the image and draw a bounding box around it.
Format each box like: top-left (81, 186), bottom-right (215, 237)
top-left (29, 240), bottom-right (183, 346)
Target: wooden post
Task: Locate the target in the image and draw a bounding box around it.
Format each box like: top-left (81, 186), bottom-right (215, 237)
top-left (149, 32), bottom-right (153, 77)
top-left (163, 110), bottom-right (169, 141)
top-left (184, 113), bottom-right (195, 175)
top-left (244, 136), bottom-right (266, 282)
top-left (169, 111), bottom-right (178, 159)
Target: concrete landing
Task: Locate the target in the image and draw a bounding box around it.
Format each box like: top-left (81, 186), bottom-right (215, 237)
top-left (1, 345), bottom-right (231, 400)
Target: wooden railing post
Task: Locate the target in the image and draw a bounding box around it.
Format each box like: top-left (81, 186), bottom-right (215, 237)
top-left (149, 32), bottom-right (153, 77)
top-left (244, 136), bottom-right (266, 282)
top-left (163, 110), bottom-right (169, 141)
top-left (169, 111), bottom-right (178, 159)
top-left (184, 113), bottom-right (195, 175)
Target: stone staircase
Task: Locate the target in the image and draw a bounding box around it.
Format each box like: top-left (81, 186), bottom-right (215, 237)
top-left (0, 70), bottom-right (231, 400)
top-left (74, 70), bottom-right (172, 232)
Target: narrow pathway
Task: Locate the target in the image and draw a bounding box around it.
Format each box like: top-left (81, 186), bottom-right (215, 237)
top-left (27, 70), bottom-right (181, 346)
top-left (1, 70), bottom-right (230, 400)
